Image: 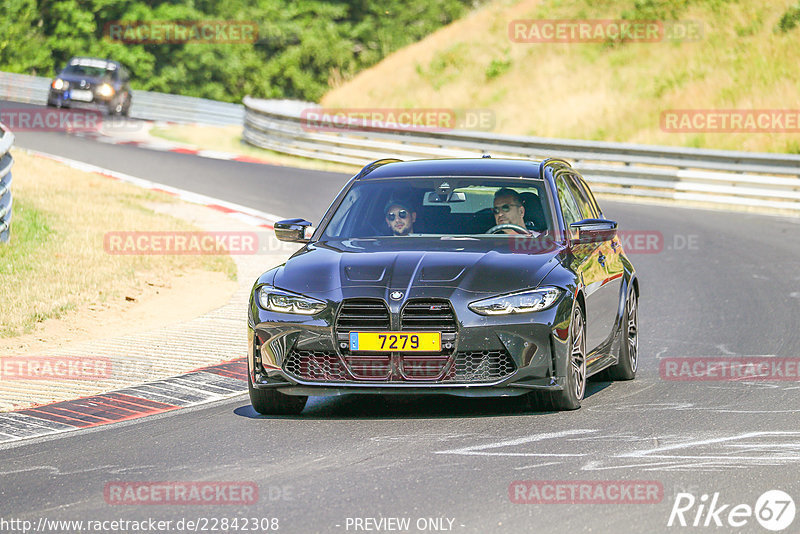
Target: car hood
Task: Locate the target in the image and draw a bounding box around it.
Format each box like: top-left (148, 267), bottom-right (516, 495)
top-left (271, 237), bottom-right (563, 300)
top-left (57, 73), bottom-right (107, 86)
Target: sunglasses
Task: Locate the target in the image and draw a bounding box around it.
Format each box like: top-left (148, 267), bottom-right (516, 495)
top-left (492, 203), bottom-right (521, 214)
top-left (386, 210), bottom-right (409, 221)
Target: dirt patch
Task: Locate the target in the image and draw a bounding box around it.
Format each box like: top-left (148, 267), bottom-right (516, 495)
top-left (0, 268), bottom-right (235, 356)
top-left (0, 149), bottom-right (238, 353)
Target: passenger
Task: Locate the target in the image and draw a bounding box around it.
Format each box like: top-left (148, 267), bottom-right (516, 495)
top-left (492, 188), bottom-right (530, 234)
top-left (384, 199), bottom-right (417, 236)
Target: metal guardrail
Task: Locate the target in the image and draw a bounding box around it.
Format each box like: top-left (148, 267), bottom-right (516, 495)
top-left (0, 122), bottom-right (14, 243)
top-left (243, 96), bottom-right (800, 212)
top-left (0, 71), bottom-right (242, 125)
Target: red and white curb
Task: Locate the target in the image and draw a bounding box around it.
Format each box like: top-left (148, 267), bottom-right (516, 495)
top-left (75, 130), bottom-right (279, 165)
top-left (0, 360), bottom-right (249, 445)
top-left (20, 147), bottom-right (284, 229)
top-left (1, 150), bottom-right (294, 444)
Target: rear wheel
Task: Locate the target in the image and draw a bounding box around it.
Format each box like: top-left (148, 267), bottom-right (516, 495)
top-left (248, 371), bottom-right (307, 415)
top-left (606, 289), bottom-right (638, 380)
top-left (537, 306), bottom-right (586, 411)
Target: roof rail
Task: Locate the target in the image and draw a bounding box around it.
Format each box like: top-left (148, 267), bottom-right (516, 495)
top-left (355, 158), bottom-right (403, 179)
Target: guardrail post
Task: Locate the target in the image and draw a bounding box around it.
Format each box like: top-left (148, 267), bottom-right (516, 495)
top-left (0, 123), bottom-right (14, 243)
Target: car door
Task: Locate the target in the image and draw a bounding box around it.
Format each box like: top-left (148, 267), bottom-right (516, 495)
top-left (566, 173), bottom-right (622, 354)
top-left (555, 174), bottom-right (606, 357)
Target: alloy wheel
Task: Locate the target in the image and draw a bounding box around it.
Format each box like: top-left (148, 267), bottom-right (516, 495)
top-left (570, 308), bottom-right (586, 400)
top-left (626, 292), bottom-right (639, 372)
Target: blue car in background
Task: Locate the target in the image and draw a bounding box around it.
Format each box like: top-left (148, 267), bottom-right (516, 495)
top-left (47, 57), bottom-right (132, 116)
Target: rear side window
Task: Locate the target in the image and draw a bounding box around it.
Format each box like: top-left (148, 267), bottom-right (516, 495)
top-left (565, 174), bottom-right (597, 220)
top-left (556, 176), bottom-right (581, 238)
top-left (574, 175), bottom-right (602, 218)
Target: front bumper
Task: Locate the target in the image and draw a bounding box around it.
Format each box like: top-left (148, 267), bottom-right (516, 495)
top-left (48, 89), bottom-right (115, 108)
top-left (247, 292), bottom-right (575, 398)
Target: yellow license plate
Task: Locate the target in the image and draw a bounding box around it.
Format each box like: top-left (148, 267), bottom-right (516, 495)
top-left (349, 332), bottom-right (441, 352)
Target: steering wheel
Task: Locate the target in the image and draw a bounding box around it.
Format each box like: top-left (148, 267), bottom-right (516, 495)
top-left (486, 223), bottom-right (529, 235)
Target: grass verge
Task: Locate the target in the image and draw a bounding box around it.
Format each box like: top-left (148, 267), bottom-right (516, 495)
top-left (0, 150), bottom-right (237, 338)
top-left (321, 0), bottom-right (800, 154)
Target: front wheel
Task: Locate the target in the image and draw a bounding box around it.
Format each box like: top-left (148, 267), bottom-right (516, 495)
top-left (606, 289), bottom-right (638, 380)
top-left (538, 306), bottom-right (586, 411)
top-left (248, 371), bottom-right (307, 415)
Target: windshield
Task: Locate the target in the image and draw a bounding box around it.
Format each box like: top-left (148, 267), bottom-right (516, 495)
top-left (321, 177), bottom-right (553, 239)
top-left (63, 59), bottom-right (114, 78)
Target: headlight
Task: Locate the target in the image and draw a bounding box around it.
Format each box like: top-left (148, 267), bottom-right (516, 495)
top-left (97, 83), bottom-right (115, 97)
top-left (52, 79), bottom-right (65, 90)
top-left (258, 287), bottom-right (326, 315)
top-left (468, 287), bottom-right (563, 315)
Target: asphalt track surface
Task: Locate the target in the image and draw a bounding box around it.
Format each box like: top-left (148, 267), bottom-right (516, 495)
top-left (3, 101), bottom-right (800, 533)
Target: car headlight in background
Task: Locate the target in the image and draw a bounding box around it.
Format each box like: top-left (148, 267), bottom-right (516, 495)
top-left (51, 79), bottom-right (66, 90)
top-left (469, 287), bottom-right (563, 315)
top-left (97, 83), bottom-right (115, 97)
top-left (258, 287), bottom-right (326, 315)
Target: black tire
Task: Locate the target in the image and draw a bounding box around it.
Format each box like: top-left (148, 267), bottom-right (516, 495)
top-left (248, 371), bottom-right (307, 415)
top-left (539, 306), bottom-right (586, 411)
top-left (606, 289), bottom-right (638, 381)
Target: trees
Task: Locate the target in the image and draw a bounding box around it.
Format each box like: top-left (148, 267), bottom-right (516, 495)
top-left (0, 0), bottom-right (475, 103)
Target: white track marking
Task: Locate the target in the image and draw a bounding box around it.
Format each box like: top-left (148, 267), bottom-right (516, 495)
top-left (618, 431), bottom-right (800, 458)
top-left (434, 429), bottom-right (597, 457)
top-left (512, 461), bottom-right (563, 470)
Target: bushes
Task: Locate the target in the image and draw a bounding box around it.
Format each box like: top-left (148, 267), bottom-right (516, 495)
top-left (0, 0), bottom-right (477, 103)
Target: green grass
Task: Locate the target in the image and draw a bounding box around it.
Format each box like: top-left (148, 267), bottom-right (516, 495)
top-left (322, 0), bottom-right (800, 153)
top-left (0, 198), bottom-right (53, 277)
top-left (0, 200), bottom-right (73, 335)
top-left (1, 151), bottom-right (238, 338)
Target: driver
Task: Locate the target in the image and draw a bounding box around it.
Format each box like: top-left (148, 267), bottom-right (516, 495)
top-left (384, 199), bottom-right (417, 236)
top-left (492, 188), bottom-right (529, 234)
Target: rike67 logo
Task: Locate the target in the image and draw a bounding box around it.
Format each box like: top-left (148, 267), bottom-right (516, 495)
top-left (668, 490), bottom-right (796, 531)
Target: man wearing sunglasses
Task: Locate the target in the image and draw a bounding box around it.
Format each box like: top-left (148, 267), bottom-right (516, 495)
top-left (384, 199), bottom-right (417, 236)
top-left (492, 187), bottom-right (530, 234)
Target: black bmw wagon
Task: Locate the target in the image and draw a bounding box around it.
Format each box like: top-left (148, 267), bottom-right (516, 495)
top-left (248, 157), bottom-right (639, 414)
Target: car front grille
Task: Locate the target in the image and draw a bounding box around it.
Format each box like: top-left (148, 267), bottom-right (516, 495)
top-left (452, 351), bottom-right (516, 381)
top-left (335, 299), bottom-right (390, 331)
top-left (282, 350), bottom-right (515, 383)
top-left (285, 298), bottom-right (513, 384)
top-left (400, 355), bottom-right (450, 379)
top-left (344, 355), bottom-right (391, 379)
top-left (283, 350), bottom-right (347, 381)
top-left (401, 300), bottom-right (457, 332)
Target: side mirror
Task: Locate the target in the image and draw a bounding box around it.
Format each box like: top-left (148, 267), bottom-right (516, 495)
top-left (570, 218), bottom-right (617, 244)
top-left (274, 218), bottom-right (312, 243)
